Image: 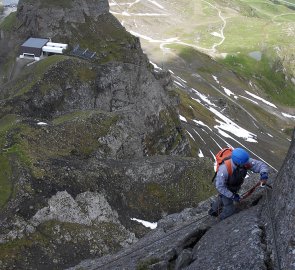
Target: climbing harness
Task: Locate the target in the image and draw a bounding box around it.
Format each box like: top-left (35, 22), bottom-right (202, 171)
top-left (94, 214), bottom-right (210, 269)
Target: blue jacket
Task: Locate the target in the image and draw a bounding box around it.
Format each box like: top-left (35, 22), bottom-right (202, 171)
top-left (215, 158), bottom-right (268, 198)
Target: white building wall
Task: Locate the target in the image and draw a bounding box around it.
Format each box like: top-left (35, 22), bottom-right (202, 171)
top-left (42, 46), bottom-right (64, 54)
top-left (46, 42), bottom-right (68, 49)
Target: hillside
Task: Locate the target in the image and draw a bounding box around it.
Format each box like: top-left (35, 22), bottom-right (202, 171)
top-left (109, 0), bottom-right (295, 168)
top-left (0, 0), bottom-right (215, 269)
top-left (0, 0), bottom-right (294, 269)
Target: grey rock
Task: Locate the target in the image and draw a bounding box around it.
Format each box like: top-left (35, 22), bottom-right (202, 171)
top-left (186, 206), bottom-right (267, 270)
top-left (268, 129), bottom-right (295, 270)
top-left (175, 249), bottom-right (192, 269)
top-left (16, 0), bottom-right (109, 38)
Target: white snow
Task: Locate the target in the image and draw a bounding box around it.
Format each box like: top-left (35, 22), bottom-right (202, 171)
top-left (209, 107), bottom-right (257, 143)
top-left (191, 88), bottom-right (217, 107)
top-left (193, 120), bottom-right (213, 131)
top-left (168, 69), bottom-right (174, 74)
top-left (37, 122), bottom-right (48, 126)
top-left (198, 149), bottom-right (204, 158)
top-left (179, 115), bottom-right (187, 122)
top-left (212, 75), bottom-right (220, 84)
top-left (131, 218), bottom-right (157, 229)
top-left (282, 112), bottom-right (295, 119)
top-left (222, 86), bottom-right (237, 99)
top-left (192, 97), bottom-right (202, 104)
top-left (150, 61), bottom-right (162, 70)
top-left (239, 95), bottom-right (259, 105)
top-left (193, 129), bottom-right (206, 143)
top-left (210, 136), bottom-right (222, 149)
top-left (245, 91), bottom-right (277, 108)
top-left (174, 80), bottom-right (186, 88)
top-left (267, 133), bottom-right (274, 138)
top-left (175, 76), bottom-right (187, 83)
top-left (186, 131), bottom-right (195, 141)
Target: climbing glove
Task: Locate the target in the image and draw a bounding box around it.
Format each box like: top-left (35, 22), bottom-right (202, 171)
top-left (231, 194), bottom-right (240, 202)
top-left (260, 172), bottom-right (268, 180)
top-left (260, 172), bottom-right (268, 187)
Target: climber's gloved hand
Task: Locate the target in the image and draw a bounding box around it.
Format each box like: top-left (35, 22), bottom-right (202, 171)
top-left (231, 193), bottom-right (240, 202)
top-left (260, 172), bottom-right (268, 187)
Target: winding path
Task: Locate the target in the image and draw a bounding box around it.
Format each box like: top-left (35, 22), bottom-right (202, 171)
top-left (109, 0), bottom-right (228, 56)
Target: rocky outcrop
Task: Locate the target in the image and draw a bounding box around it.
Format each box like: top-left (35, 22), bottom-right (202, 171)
top-left (16, 0), bottom-right (109, 38)
top-left (0, 1), bottom-right (216, 269)
top-left (68, 133), bottom-right (295, 270)
top-left (270, 129), bottom-right (295, 269)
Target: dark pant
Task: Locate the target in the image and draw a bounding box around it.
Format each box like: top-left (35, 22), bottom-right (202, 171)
top-left (209, 194), bottom-right (235, 220)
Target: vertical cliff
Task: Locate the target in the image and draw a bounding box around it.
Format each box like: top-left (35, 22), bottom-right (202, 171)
top-left (270, 129), bottom-right (295, 269)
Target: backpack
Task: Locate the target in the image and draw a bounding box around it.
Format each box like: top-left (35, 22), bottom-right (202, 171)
top-left (211, 147), bottom-right (233, 182)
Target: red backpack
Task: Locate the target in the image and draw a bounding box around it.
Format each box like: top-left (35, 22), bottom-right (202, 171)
top-left (212, 147), bottom-right (233, 182)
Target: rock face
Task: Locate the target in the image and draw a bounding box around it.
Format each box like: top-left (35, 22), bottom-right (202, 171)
top-left (69, 132), bottom-right (295, 270)
top-left (270, 129), bottom-right (295, 270)
top-left (16, 0), bottom-right (109, 37)
top-left (0, 0), bottom-right (216, 269)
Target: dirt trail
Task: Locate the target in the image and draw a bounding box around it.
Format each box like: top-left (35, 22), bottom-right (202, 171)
top-left (109, 0), bottom-right (227, 56)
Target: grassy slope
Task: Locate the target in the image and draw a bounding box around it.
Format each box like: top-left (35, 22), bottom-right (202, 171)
top-left (113, 0), bottom-right (295, 107)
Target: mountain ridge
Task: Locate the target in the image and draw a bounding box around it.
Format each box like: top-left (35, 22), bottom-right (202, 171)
top-left (0, 0), bottom-right (294, 269)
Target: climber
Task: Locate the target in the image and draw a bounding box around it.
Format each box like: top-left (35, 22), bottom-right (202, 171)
top-left (208, 147), bottom-right (269, 220)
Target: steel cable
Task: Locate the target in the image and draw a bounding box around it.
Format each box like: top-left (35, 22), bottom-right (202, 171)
top-left (94, 214), bottom-right (210, 269)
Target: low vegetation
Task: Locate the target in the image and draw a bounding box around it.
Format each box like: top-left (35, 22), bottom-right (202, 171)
top-left (220, 52), bottom-right (295, 106)
top-left (0, 11), bottom-right (16, 31)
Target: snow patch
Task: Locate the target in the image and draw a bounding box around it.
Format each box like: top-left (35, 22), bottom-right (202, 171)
top-left (198, 149), bottom-right (204, 158)
top-left (193, 120), bottom-right (212, 131)
top-left (282, 112), bottom-right (295, 119)
top-left (239, 95), bottom-right (259, 105)
top-left (193, 129), bottom-right (206, 143)
top-left (212, 75), bottom-right (219, 84)
top-left (210, 136), bottom-right (222, 149)
top-left (150, 61), bottom-right (162, 70)
top-left (175, 76), bottom-right (187, 83)
top-left (186, 131), bottom-right (195, 141)
top-left (222, 86), bottom-right (236, 99)
top-left (191, 88), bottom-right (217, 107)
top-left (131, 218), bottom-right (157, 229)
top-left (209, 107), bottom-right (257, 143)
top-left (179, 115), bottom-right (187, 122)
top-left (245, 91), bottom-right (277, 108)
top-left (37, 122), bottom-right (48, 126)
top-left (174, 80), bottom-right (186, 88)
